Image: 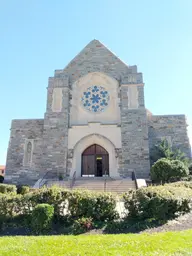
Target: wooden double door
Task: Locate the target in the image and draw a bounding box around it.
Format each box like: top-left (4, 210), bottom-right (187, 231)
top-left (81, 144), bottom-right (109, 177)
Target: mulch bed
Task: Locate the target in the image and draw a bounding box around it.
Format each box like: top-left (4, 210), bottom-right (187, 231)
top-left (1, 213), bottom-right (192, 236)
top-left (141, 213), bottom-right (192, 233)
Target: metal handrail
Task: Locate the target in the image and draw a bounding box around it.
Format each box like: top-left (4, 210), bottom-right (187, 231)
top-left (104, 169), bottom-right (107, 192)
top-left (70, 170), bottom-right (76, 189)
top-left (39, 170), bottom-right (50, 188)
top-left (132, 171), bottom-right (138, 189)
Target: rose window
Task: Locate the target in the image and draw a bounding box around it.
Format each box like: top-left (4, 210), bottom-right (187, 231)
top-left (81, 85), bottom-right (109, 113)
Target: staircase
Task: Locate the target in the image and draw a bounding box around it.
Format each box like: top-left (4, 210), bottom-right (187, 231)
top-left (46, 177), bottom-right (136, 193)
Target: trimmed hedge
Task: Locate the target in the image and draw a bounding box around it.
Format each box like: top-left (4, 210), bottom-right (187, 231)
top-left (0, 187), bottom-right (118, 222)
top-left (0, 184), bottom-right (17, 194)
top-left (165, 181), bottom-right (192, 189)
top-left (17, 185), bottom-right (30, 195)
top-left (151, 158), bottom-right (189, 184)
top-left (31, 204), bottom-right (54, 233)
top-left (123, 185), bottom-right (192, 220)
top-left (67, 190), bottom-right (118, 221)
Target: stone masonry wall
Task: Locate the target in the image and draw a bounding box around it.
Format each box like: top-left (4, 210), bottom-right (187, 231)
top-left (148, 115), bottom-right (191, 162)
top-left (57, 39), bottom-right (147, 178)
top-left (41, 77), bottom-right (69, 179)
top-left (47, 40), bottom-right (150, 179)
top-left (120, 84), bottom-right (150, 178)
top-left (5, 119), bottom-right (44, 185)
top-left (54, 40), bottom-right (143, 86)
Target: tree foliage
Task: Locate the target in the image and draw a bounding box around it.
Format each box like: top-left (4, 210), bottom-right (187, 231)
top-left (150, 138), bottom-right (191, 167)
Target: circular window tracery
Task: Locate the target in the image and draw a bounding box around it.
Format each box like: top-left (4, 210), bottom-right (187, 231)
top-left (81, 85), bottom-right (109, 113)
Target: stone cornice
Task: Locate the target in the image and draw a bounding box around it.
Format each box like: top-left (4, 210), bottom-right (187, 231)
top-left (121, 83), bottom-right (144, 87)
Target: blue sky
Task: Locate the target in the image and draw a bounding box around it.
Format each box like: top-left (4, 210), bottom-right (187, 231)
top-left (0, 0), bottom-right (192, 164)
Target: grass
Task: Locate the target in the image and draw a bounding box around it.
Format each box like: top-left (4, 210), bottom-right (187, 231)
top-left (0, 230), bottom-right (192, 256)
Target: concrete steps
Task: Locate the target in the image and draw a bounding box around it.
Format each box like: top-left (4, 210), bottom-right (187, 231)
top-left (47, 178), bottom-right (136, 193)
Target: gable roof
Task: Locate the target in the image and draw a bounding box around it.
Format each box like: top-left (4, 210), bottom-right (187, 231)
top-left (63, 39), bottom-right (130, 72)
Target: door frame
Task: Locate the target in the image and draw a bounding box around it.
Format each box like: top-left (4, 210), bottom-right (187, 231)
top-left (81, 144), bottom-right (109, 177)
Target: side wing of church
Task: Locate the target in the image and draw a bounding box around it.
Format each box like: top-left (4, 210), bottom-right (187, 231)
top-left (5, 40), bottom-right (191, 185)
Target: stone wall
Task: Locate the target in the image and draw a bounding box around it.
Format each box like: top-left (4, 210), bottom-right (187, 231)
top-left (148, 115), bottom-right (191, 162)
top-left (5, 119), bottom-right (44, 185)
top-left (54, 40), bottom-right (142, 86)
top-left (120, 84), bottom-right (150, 178)
top-left (42, 77), bottom-right (69, 179)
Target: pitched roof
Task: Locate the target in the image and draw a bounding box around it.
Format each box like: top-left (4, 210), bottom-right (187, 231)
top-left (63, 39), bottom-right (129, 71)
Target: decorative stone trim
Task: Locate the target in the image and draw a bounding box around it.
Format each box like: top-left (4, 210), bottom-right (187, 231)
top-left (115, 148), bottom-right (122, 158)
top-left (23, 139), bottom-right (34, 167)
top-left (68, 149), bottom-right (74, 158)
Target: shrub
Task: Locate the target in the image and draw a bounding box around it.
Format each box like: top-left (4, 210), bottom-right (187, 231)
top-left (67, 190), bottom-right (118, 221)
top-left (123, 185), bottom-right (192, 221)
top-left (0, 194), bottom-right (24, 223)
top-left (170, 160), bottom-right (189, 181)
top-left (0, 175), bottom-right (4, 183)
top-left (179, 175), bottom-right (192, 181)
top-left (0, 187), bottom-right (118, 224)
top-left (0, 184), bottom-right (17, 194)
top-left (0, 187), bottom-right (68, 220)
top-left (166, 181), bottom-right (192, 190)
top-left (189, 164), bottom-right (192, 175)
top-left (17, 185), bottom-right (30, 195)
top-left (72, 217), bottom-right (94, 234)
top-left (31, 204), bottom-right (54, 233)
top-left (150, 158), bottom-right (189, 184)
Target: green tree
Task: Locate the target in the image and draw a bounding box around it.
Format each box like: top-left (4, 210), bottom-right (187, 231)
top-left (150, 138), bottom-right (191, 167)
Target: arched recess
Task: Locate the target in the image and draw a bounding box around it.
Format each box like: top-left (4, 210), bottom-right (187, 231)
top-left (71, 134), bottom-right (120, 178)
top-left (70, 72), bottom-right (121, 126)
top-left (82, 144), bottom-right (109, 177)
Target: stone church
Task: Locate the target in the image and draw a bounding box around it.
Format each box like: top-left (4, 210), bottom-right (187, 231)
top-left (5, 40), bottom-right (191, 186)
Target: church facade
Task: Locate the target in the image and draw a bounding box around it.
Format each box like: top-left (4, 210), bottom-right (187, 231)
top-left (5, 40), bottom-right (191, 185)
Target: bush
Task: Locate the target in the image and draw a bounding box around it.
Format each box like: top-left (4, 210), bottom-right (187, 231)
top-left (0, 187), bottom-right (68, 220)
top-left (17, 185), bottom-right (30, 195)
top-left (166, 181), bottom-right (192, 190)
top-left (0, 184), bottom-right (17, 194)
top-left (189, 164), bottom-right (192, 175)
top-left (123, 185), bottom-right (192, 221)
top-left (67, 190), bottom-right (118, 221)
top-left (0, 175), bottom-right (4, 183)
top-left (150, 158), bottom-right (189, 184)
top-left (0, 187), bottom-right (118, 225)
top-left (72, 217), bottom-right (94, 234)
top-left (31, 204), bottom-right (54, 233)
top-left (179, 175), bottom-right (192, 181)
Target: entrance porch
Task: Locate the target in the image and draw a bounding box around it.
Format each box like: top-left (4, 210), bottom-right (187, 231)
top-left (70, 134), bottom-right (120, 179)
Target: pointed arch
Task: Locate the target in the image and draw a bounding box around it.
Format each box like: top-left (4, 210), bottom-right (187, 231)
top-left (81, 144), bottom-right (109, 177)
top-left (70, 134), bottom-right (119, 178)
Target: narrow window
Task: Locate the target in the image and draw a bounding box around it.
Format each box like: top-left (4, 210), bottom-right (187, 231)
top-left (26, 142), bottom-right (32, 164)
top-left (24, 140), bottom-right (33, 166)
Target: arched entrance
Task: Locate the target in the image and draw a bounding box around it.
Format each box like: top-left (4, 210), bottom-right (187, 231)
top-left (81, 144), bottom-right (109, 177)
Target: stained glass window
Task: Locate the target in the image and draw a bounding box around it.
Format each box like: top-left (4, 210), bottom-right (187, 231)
top-left (81, 85), bottom-right (109, 113)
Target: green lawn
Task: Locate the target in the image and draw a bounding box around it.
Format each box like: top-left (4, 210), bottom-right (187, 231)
top-left (0, 230), bottom-right (192, 256)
